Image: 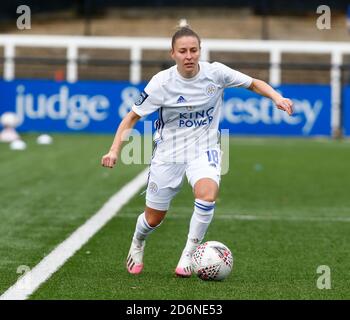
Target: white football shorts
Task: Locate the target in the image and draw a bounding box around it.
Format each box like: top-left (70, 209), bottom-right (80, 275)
top-left (145, 148), bottom-right (222, 211)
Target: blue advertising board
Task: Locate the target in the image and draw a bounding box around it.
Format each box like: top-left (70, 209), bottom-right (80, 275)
top-left (0, 80), bottom-right (332, 136)
top-left (343, 86), bottom-right (350, 137)
top-left (0, 80), bottom-right (157, 134)
top-left (222, 84), bottom-right (331, 136)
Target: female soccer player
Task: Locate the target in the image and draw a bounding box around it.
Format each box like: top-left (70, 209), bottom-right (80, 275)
top-left (101, 26), bottom-right (293, 277)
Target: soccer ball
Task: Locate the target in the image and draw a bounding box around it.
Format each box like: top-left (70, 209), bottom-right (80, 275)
top-left (191, 241), bottom-right (233, 281)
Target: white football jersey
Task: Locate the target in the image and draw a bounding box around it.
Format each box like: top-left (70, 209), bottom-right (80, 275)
top-left (132, 61), bottom-right (253, 163)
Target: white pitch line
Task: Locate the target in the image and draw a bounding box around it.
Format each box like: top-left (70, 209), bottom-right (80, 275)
top-left (0, 168), bottom-right (149, 301)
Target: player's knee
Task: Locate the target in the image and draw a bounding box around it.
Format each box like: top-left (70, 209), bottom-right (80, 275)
top-left (197, 195), bottom-right (216, 202)
top-left (195, 190), bottom-right (216, 202)
top-left (147, 216), bottom-right (164, 228)
top-left (194, 180), bottom-right (218, 202)
top-left (145, 207), bottom-right (167, 227)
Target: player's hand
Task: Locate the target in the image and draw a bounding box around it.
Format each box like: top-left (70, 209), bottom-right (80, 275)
top-left (101, 151), bottom-right (118, 168)
top-left (275, 97), bottom-right (293, 116)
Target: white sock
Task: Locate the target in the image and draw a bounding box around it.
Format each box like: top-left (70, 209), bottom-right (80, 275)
top-left (182, 238), bottom-right (200, 255)
top-left (185, 199), bottom-right (215, 253)
top-left (132, 212), bottom-right (158, 246)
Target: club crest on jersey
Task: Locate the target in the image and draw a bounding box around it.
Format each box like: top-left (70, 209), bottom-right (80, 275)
top-left (135, 91), bottom-right (149, 106)
top-left (148, 181), bottom-right (158, 194)
top-left (205, 84), bottom-right (217, 97)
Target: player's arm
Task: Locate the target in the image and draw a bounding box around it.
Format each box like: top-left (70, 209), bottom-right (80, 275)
top-left (248, 79), bottom-right (293, 116)
top-left (101, 110), bottom-right (141, 168)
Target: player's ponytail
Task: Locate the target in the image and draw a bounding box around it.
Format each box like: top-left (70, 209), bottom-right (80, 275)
top-left (171, 19), bottom-right (201, 49)
top-left (177, 18), bottom-right (191, 29)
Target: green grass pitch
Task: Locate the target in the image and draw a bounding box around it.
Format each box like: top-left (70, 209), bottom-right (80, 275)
top-left (0, 134), bottom-right (349, 299)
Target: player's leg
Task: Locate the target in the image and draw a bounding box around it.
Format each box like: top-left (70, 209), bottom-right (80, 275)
top-left (126, 206), bottom-right (166, 274)
top-left (175, 149), bottom-right (221, 277)
top-left (126, 159), bottom-right (185, 274)
top-left (191, 177), bottom-right (218, 244)
top-left (175, 179), bottom-right (218, 277)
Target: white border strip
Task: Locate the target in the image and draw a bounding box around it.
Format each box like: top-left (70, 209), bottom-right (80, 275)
top-left (0, 168), bottom-right (148, 300)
